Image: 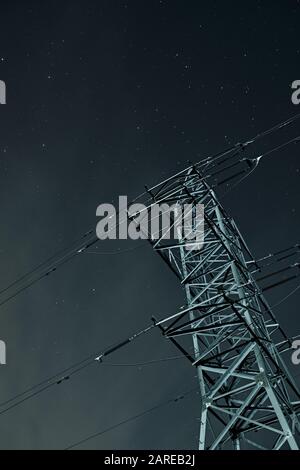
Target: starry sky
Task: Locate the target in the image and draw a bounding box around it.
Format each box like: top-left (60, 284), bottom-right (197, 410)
top-left (0, 0), bottom-right (299, 450)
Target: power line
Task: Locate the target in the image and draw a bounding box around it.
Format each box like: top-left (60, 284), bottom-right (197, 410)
top-left (0, 191), bottom-right (152, 308)
top-left (219, 134), bottom-right (300, 198)
top-left (0, 115), bottom-right (299, 313)
top-left (0, 361), bottom-right (95, 418)
top-left (99, 354), bottom-right (189, 367)
top-left (84, 242), bottom-right (147, 256)
top-left (0, 229), bottom-right (94, 298)
top-left (0, 323), bottom-right (155, 417)
top-left (0, 112), bottom-right (299, 448)
top-left (0, 278), bottom-right (298, 424)
top-left (194, 112), bottom-right (300, 171)
top-left (270, 283), bottom-right (300, 310)
top-left (65, 387), bottom-right (199, 450)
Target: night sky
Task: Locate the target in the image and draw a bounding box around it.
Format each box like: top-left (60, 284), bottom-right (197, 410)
top-left (0, 0), bottom-right (299, 450)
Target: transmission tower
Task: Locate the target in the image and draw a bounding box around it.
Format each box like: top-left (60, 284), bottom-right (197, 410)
top-left (1, 114), bottom-right (298, 450)
top-left (136, 153), bottom-right (300, 450)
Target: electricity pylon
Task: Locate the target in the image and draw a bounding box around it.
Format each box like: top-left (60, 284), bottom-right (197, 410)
top-left (141, 160), bottom-right (300, 450)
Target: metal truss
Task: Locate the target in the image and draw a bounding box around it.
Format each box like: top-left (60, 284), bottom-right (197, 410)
top-left (137, 165), bottom-right (300, 450)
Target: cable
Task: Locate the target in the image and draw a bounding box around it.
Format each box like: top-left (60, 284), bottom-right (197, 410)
top-left (0, 323), bottom-right (155, 417)
top-left (218, 161), bottom-right (259, 198)
top-left (0, 113), bottom-right (297, 448)
top-left (193, 112), bottom-right (300, 171)
top-left (0, 276), bottom-right (298, 422)
top-left (249, 244), bottom-right (299, 272)
top-left (0, 195), bottom-right (173, 309)
top-left (0, 218), bottom-right (122, 309)
top-left (0, 243), bottom-right (98, 310)
top-left (270, 283), bottom-right (300, 310)
top-left (0, 229), bottom-right (95, 298)
top-left (0, 114), bottom-right (299, 311)
top-left (0, 200), bottom-right (193, 308)
top-left (84, 243), bottom-right (147, 256)
top-left (217, 133), bottom-right (300, 199)
top-left (99, 354), bottom-right (188, 367)
top-left (0, 355), bottom-right (94, 414)
top-left (258, 135), bottom-right (300, 160)
top-left (0, 361), bottom-right (95, 418)
top-left (65, 387), bottom-right (198, 450)
top-left (0, 190), bottom-right (153, 306)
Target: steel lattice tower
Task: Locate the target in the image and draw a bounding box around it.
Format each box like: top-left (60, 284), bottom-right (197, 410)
top-left (136, 159), bottom-right (300, 450)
